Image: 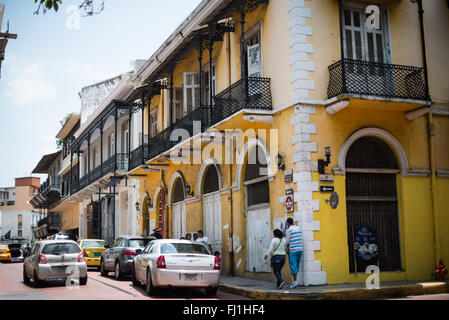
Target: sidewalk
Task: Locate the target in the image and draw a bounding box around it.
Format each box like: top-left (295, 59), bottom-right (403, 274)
top-left (219, 276), bottom-right (449, 300)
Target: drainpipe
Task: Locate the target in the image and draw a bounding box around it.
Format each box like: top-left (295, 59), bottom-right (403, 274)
top-left (227, 24), bottom-right (235, 276)
top-left (428, 112), bottom-right (440, 265)
top-left (416, 0), bottom-right (439, 265)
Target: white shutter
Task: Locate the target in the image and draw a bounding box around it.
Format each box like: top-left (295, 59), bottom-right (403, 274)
top-left (183, 72), bottom-right (200, 114)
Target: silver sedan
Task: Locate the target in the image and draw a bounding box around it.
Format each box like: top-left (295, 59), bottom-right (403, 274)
top-left (23, 240), bottom-right (88, 287)
top-left (132, 239), bottom-right (220, 296)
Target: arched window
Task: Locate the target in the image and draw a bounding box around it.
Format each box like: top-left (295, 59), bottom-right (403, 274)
top-left (203, 165), bottom-right (219, 194)
top-left (245, 147), bottom-right (269, 206)
top-left (173, 179), bottom-right (185, 204)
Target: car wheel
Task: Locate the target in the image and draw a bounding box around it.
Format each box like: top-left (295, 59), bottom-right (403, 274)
top-left (145, 268), bottom-right (158, 296)
top-left (23, 267), bottom-right (30, 284)
top-left (114, 261), bottom-right (123, 280)
top-left (100, 259), bottom-right (108, 277)
top-left (131, 264), bottom-right (139, 287)
top-left (79, 276), bottom-right (88, 286)
top-left (205, 287), bottom-right (218, 297)
top-left (33, 270), bottom-right (43, 288)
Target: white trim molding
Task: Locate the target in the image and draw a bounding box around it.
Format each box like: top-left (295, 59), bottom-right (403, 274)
top-left (167, 171), bottom-right (186, 207)
top-left (234, 137), bottom-right (274, 191)
top-left (196, 158), bottom-right (223, 197)
top-left (437, 170), bottom-right (449, 179)
top-left (334, 127), bottom-right (410, 176)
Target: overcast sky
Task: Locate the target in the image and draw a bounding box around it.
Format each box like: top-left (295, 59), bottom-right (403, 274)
top-left (0, 0), bottom-right (202, 187)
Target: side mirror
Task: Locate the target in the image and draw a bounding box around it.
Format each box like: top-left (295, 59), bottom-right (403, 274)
top-left (105, 244), bottom-right (110, 249)
top-left (135, 249), bottom-right (143, 255)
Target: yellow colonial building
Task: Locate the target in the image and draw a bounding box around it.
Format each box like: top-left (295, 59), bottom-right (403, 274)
top-left (79, 0), bottom-right (447, 286)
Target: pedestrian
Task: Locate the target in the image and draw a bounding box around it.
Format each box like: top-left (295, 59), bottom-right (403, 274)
top-left (285, 217), bottom-right (304, 289)
top-left (264, 229), bottom-right (288, 289)
top-left (185, 233), bottom-right (192, 241)
top-left (196, 230), bottom-right (213, 253)
top-left (193, 233), bottom-right (198, 241)
top-left (151, 228), bottom-right (163, 239)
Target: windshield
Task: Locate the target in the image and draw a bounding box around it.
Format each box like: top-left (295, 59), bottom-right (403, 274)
top-left (160, 243), bottom-right (210, 255)
top-left (81, 241), bottom-right (107, 248)
top-left (41, 243), bottom-right (81, 255)
top-left (128, 239), bottom-right (151, 248)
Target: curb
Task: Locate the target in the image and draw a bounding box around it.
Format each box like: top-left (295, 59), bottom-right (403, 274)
top-left (219, 281), bottom-right (449, 300)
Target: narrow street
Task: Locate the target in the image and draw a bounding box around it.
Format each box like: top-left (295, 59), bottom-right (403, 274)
top-left (0, 262), bottom-right (249, 300)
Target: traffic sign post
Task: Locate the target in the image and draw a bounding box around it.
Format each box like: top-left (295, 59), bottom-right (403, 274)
top-left (285, 189), bottom-right (294, 213)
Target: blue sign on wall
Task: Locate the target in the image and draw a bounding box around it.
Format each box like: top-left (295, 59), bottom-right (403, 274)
top-left (354, 227), bottom-right (379, 262)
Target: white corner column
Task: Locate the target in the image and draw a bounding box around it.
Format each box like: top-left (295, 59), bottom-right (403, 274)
top-left (289, 0), bottom-right (327, 286)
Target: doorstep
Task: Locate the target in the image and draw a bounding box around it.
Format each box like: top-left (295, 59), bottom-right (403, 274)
top-left (219, 276), bottom-right (449, 300)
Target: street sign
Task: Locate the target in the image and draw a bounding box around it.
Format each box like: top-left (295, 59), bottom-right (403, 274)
top-left (285, 189), bottom-right (294, 213)
top-left (284, 169), bottom-right (293, 183)
top-left (320, 174), bottom-right (334, 182)
top-left (320, 185), bottom-right (334, 193)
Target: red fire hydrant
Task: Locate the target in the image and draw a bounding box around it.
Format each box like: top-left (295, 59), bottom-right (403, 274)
top-left (434, 259), bottom-right (448, 281)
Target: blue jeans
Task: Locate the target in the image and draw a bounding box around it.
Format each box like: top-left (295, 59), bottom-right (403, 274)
top-left (288, 251), bottom-right (303, 276)
top-left (271, 255), bottom-right (286, 287)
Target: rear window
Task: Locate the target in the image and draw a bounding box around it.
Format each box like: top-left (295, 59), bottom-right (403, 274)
top-left (81, 241), bottom-right (107, 248)
top-left (160, 243), bottom-right (210, 255)
top-left (42, 243), bottom-right (81, 255)
top-left (128, 239), bottom-right (151, 248)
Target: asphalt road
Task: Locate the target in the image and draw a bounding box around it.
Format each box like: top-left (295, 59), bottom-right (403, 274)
top-left (0, 261), bottom-right (250, 300)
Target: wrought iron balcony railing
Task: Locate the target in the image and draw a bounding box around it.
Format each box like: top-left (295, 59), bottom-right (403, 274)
top-left (138, 77), bottom-right (272, 164)
top-left (70, 153), bottom-right (129, 195)
top-left (209, 77), bottom-right (273, 127)
top-left (148, 106), bottom-right (203, 160)
top-left (327, 59), bottom-right (429, 101)
top-left (129, 144), bottom-right (149, 172)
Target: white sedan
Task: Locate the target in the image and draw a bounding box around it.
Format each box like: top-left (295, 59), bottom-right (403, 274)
top-left (132, 239), bottom-right (220, 296)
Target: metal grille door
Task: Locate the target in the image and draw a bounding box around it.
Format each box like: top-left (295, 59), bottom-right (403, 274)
top-left (346, 172), bottom-right (402, 272)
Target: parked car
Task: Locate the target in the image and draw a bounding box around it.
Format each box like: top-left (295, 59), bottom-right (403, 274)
top-left (8, 244), bottom-right (24, 263)
top-left (78, 239), bottom-right (108, 269)
top-left (50, 233), bottom-right (78, 242)
top-left (0, 244), bottom-right (11, 262)
top-left (132, 239), bottom-right (220, 297)
top-left (23, 240), bottom-right (87, 287)
top-left (100, 235), bottom-right (155, 280)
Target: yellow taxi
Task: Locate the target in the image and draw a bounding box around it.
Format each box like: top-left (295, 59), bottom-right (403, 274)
top-left (78, 239), bottom-right (108, 269)
top-left (0, 244), bottom-right (11, 262)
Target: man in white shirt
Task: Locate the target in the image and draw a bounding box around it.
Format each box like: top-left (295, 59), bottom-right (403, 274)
top-left (196, 230), bottom-right (213, 253)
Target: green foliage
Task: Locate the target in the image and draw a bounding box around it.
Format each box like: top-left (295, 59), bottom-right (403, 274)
top-left (34, 0), bottom-right (62, 13)
top-left (56, 138), bottom-right (63, 150)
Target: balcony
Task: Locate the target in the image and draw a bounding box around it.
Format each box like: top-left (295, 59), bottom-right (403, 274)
top-left (127, 77), bottom-right (273, 168)
top-left (71, 153), bottom-right (129, 195)
top-left (327, 59), bottom-right (429, 101)
top-left (209, 77), bottom-right (273, 127)
top-left (146, 106), bottom-right (203, 162)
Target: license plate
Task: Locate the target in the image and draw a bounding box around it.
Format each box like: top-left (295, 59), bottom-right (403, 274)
top-left (94, 252), bottom-right (101, 257)
top-left (182, 273), bottom-right (199, 281)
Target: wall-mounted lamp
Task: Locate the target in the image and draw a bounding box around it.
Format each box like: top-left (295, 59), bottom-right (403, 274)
top-left (318, 147), bottom-right (331, 174)
top-left (275, 154), bottom-right (286, 171)
top-left (185, 185), bottom-right (194, 197)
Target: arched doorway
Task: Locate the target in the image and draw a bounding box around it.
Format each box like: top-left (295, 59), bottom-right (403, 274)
top-left (345, 136), bottom-right (402, 273)
top-left (245, 146), bottom-right (271, 273)
top-left (172, 178), bottom-right (186, 239)
top-left (202, 164), bottom-right (222, 255)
